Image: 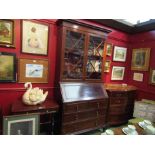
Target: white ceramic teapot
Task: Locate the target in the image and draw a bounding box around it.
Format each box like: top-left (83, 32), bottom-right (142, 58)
top-left (22, 82), bottom-right (48, 105)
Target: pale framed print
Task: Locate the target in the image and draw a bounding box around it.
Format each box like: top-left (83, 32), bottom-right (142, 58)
top-left (22, 20), bottom-right (49, 55)
top-left (131, 48), bottom-right (150, 71)
top-left (18, 58), bottom-right (49, 83)
top-left (3, 114), bottom-right (39, 135)
top-left (133, 72), bottom-right (143, 82)
top-left (106, 43), bottom-right (113, 56)
top-left (111, 66), bottom-right (125, 80)
top-left (113, 46), bottom-right (127, 62)
top-left (149, 68), bottom-right (155, 85)
top-left (0, 19), bottom-right (15, 48)
top-left (104, 60), bottom-right (111, 72)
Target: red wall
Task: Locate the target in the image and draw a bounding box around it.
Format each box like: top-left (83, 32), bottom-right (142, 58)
top-left (1, 19), bottom-right (155, 116)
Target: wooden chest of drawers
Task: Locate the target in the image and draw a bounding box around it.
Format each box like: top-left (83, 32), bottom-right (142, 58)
top-left (61, 100), bottom-right (108, 134)
top-left (105, 84), bottom-right (137, 126)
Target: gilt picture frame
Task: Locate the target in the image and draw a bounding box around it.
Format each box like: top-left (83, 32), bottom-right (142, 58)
top-left (0, 19), bottom-right (15, 48)
top-left (111, 66), bottom-right (125, 80)
top-left (104, 60), bottom-right (111, 72)
top-left (106, 43), bottom-right (113, 56)
top-left (0, 52), bottom-right (16, 82)
top-left (3, 114), bottom-right (39, 135)
top-left (131, 48), bottom-right (150, 71)
top-left (113, 46), bottom-right (127, 62)
top-left (149, 68), bottom-right (155, 85)
top-left (18, 58), bottom-right (49, 83)
top-left (22, 20), bottom-right (49, 55)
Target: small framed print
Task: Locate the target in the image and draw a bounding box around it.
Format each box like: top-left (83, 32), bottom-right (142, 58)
top-left (0, 52), bottom-right (16, 82)
top-left (111, 66), bottom-right (125, 80)
top-left (104, 60), bottom-right (111, 72)
top-left (113, 46), bottom-right (127, 62)
top-left (18, 58), bottom-right (49, 83)
top-left (131, 48), bottom-right (150, 71)
top-left (149, 68), bottom-right (155, 85)
top-left (22, 20), bottom-right (49, 55)
top-left (106, 43), bottom-right (113, 56)
top-left (3, 114), bottom-right (39, 135)
top-left (133, 72), bottom-right (143, 82)
top-left (0, 19), bottom-right (15, 48)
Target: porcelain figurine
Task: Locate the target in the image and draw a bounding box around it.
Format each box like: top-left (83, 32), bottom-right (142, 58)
top-left (22, 82), bottom-right (48, 105)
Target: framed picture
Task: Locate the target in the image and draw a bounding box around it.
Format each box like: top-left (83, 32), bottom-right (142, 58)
top-left (149, 68), bottom-right (155, 85)
top-left (104, 60), bottom-right (111, 72)
top-left (18, 58), bottom-right (49, 83)
top-left (106, 43), bottom-right (113, 56)
top-left (113, 46), bottom-right (127, 62)
top-left (22, 20), bottom-right (49, 55)
top-left (3, 114), bottom-right (39, 135)
top-left (0, 19), bottom-right (15, 48)
top-left (111, 66), bottom-right (125, 80)
top-left (131, 48), bottom-right (150, 71)
top-left (133, 72), bottom-right (143, 82)
top-left (0, 52), bottom-right (16, 82)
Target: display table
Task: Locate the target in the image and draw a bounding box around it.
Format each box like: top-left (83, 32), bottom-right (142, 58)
top-left (11, 99), bottom-right (59, 134)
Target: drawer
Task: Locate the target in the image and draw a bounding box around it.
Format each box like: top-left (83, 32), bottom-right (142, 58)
top-left (62, 123), bottom-right (76, 134)
top-left (78, 110), bottom-right (97, 120)
top-left (78, 102), bottom-right (98, 111)
top-left (96, 116), bottom-right (106, 126)
top-left (110, 97), bottom-right (127, 105)
top-left (98, 101), bottom-right (108, 109)
top-left (63, 113), bottom-right (77, 123)
top-left (64, 104), bottom-right (78, 114)
top-left (109, 106), bottom-right (126, 115)
top-left (110, 92), bottom-right (127, 97)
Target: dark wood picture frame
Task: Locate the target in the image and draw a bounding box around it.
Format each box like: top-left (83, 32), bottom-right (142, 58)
top-left (21, 20), bottom-right (49, 55)
top-left (0, 52), bottom-right (16, 82)
top-left (3, 114), bottom-right (39, 135)
top-left (149, 68), bottom-right (155, 85)
top-left (0, 19), bottom-right (15, 48)
top-left (18, 58), bottom-right (49, 83)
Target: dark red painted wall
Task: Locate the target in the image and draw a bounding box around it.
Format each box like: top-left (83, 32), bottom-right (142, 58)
top-left (1, 19), bottom-right (155, 116)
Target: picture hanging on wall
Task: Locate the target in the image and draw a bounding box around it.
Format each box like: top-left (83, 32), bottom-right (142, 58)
top-left (131, 48), bottom-right (150, 71)
top-left (18, 58), bottom-right (49, 83)
top-left (149, 68), bottom-right (155, 85)
top-left (111, 66), bottom-right (125, 80)
top-left (22, 20), bottom-right (49, 55)
top-left (0, 52), bottom-right (16, 82)
top-left (113, 46), bottom-right (127, 62)
top-left (133, 72), bottom-right (143, 82)
top-left (106, 43), bottom-right (113, 56)
top-left (104, 60), bottom-right (111, 72)
top-left (0, 19), bottom-right (15, 48)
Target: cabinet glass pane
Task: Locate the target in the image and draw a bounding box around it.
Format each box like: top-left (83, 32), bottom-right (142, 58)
top-left (86, 35), bottom-right (104, 79)
top-left (63, 30), bottom-right (85, 79)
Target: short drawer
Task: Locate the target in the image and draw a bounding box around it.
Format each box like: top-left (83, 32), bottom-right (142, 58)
top-left (78, 102), bottom-right (98, 111)
top-left (63, 113), bottom-right (77, 123)
top-left (63, 104), bottom-right (78, 114)
top-left (110, 97), bottom-right (127, 105)
top-left (109, 106), bottom-right (125, 114)
top-left (110, 92), bottom-right (127, 97)
top-left (78, 110), bottom-right (97, 120)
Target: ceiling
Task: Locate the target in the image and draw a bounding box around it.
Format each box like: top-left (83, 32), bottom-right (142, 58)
top-left (90, 19), bottom-right (155, 34)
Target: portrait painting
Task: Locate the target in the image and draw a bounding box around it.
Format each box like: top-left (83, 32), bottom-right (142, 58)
top-left (0, 52), bottom-right (16, 82)
top-left (22, 20), bottom-right (49, 55)
top-left (111, 66), bottom-right (125, 80)
top-left (113, 46), bottom-right (127, 62)
top-left (131, 48), bottom-right (150, 71)
top-left (0, 19), bottom-right (14, 47)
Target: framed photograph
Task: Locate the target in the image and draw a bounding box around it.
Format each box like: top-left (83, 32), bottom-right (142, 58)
top-left (18, 58), bottom-right (49, 83)
top-left (0, 52), bottom-right (16, 82)
top-left (149, 68), bottom-right (155, 85)
top-left (3, 114), bottom-right (39, 135)
top-left (0, 19), bottom-right (15, 48)
top-left (133, 72), bottom-right (143, 82)
top-left (106, 43), bottom-right (113, 56)
top-left (22, 20), bottom-right (49, 55)
top-left (111, 66), bottom-right (125, 80)
top-left (104, 60), bottom-right (111, 72)
top-left (113, 46), bottom-right (127, 62)
top-left (131, 48), bottom-right (150, 71)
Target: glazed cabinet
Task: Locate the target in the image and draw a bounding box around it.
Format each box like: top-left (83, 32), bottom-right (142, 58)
top-left (104, 84), bottom-right (137, 126)
top-left (56, 20), bottom-right (110, 83)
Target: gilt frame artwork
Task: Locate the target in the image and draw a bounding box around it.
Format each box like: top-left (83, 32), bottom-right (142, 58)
top-left (22, 20), bottom-right (49, 55)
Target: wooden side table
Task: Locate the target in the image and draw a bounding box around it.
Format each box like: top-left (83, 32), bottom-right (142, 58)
top-left (11, 99), bottom-right (59, 135)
